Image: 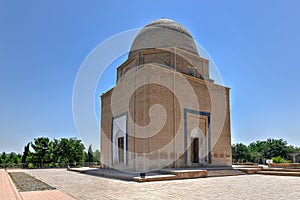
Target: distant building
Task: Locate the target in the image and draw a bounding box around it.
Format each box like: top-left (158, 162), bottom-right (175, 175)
top-left (101, 19), bottom-right (232, 172)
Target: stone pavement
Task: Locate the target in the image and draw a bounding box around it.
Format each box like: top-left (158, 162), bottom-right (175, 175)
top-left (17, 168), bottom-right (300, 200)
top-left (68, 167), bottom-right (210, 182)
top-left (0, 169), bottom-right (21, 200)
top-left (1, 169), bottom-right (75, 200)
top-left (20, 190), bottom-right (75, 200)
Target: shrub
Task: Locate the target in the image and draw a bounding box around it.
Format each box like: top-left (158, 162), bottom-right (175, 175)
top-left (28, 163), bottom-right (35, 169)
top-left (272, 156), bottom-right (289, 163)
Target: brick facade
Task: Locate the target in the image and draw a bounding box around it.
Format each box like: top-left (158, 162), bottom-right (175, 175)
top-left (101, 54), bottom-right (232, 171)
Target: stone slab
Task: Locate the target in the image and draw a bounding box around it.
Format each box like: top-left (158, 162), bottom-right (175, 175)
top-left (0, 169), bottom-right (21, 200)
top-left (257, 171), bottom-right (300, 177)
top-left (20, 190), bottom-right (75, 200)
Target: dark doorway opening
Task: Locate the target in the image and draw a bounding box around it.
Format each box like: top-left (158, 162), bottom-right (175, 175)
top-left (118, 137), bottom-right (124, 163)
top-left (191, 138), bottom-right (199, 163)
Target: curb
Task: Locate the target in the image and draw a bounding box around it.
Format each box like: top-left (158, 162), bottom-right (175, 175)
top-left (5, 170), bottom-right (23, 200)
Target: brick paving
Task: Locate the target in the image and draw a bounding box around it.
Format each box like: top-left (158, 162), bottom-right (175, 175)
top-left (16, 168), bottom-right (300, 200)
top-left (0, 169), bottom-right (21, 200)
top-left (20, 190), bottom-right (75, 200)
top-left (2, 169), bottom-right (75, 200)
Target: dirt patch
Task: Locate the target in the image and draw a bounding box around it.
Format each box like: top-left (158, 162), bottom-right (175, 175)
top-left (9, 172), bottom-right (55, 192)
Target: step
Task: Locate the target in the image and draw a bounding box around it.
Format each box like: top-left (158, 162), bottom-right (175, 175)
top-left (208, 169), bottom-right (247, 177)
top-left (133, 174), bottom-right (177, 182)
top-left (159, 169), bottom-right (208, 178)
top-left (264, 168), bottom-right (300, 172)
top-left (257, 170), bottom-right (300, 177)
top-left (233, 167), bottom-right (263, 174)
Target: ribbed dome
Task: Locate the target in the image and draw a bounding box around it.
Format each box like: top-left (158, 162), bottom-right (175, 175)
top-left (129, 18), bottom-right (199, 56)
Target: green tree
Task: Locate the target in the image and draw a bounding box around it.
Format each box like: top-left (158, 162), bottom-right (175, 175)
top-left (55, 138), bottom-right (70, 166)
top-left (1, 152), bottom-right (9, 164)
top-left (68, 138), bottom-right (85, 165)
top-left (83, 151), bottom-right (88, 163)
top-left (93, 149), bottom-right (100, 162)
top-left (2, 137), bottom-right (86, 168)
top-left (266, 138), bottom-right (291, 159)
top-left (8, 152), bottom-right (21, 164)
top-left (248, 140), bottom-right (267, 163)
top-left (22, 143), bottom-right (30, 164)
top-left (232, 143), bottom-right (251, 163)
top-left (30, 137), bottom-right (52, 166)
top-left (0, 152), bottom-right (21, 165)
top-left (52, 138), bottom-right (61, 165)
top-left (248, 138), bottom-right (293, 162)
top-left (87, 145), bottom-right (94, 162)
top-left (85, 145), bottom-right (100, 163)
top-left (0, 152), bottom-right (7, 164)
top-left (53, 137), bottom-right (85, 166)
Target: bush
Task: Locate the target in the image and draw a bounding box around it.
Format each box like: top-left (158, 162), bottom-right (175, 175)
top-left (48, 162), bottom-right (54, 168)
top-left (28, 163), bottom-right (35, 169)
top-left (55, 163), bottom-right (60, 168)
top-left (272, 156), bottom-right (290, 163)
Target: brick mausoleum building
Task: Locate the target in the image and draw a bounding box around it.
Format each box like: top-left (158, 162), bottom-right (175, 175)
top-left (101, 18), bottom-right (232, 172)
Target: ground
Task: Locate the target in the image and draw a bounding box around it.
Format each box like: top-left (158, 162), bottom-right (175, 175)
top-left (9, 172), bottom-right (55, 192)
top-left (8, 168), bottom-right (300, 199)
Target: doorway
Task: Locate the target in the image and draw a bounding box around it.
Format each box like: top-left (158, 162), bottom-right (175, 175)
top-left (118, 137), bottom-right (124, 163)
top-left (191, 137), bottom-right (199, 163)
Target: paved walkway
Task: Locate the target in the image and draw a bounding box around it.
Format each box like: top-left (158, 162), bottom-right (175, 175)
top-left (1, 169), bottom-right (75, 200)
top-left (0, 169), bottom-right (21, 200)
top-left (20, 190), bottom-right (75, 200)
top-left (15, 168), bottom-right (300, 199)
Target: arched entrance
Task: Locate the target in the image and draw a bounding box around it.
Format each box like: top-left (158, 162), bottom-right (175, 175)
top-left (112, 114), bottom-right (127, 165)
top-left (115, 130), bottom-right (125, 163)
top-left (191, 127), bottom-right (206, 165)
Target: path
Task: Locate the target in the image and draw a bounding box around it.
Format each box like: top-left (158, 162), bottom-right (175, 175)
top-left (20, 168), bottom-right (300, 200)
top-left (1, 169), bottom-right (74, 200)
top-left (0, 169), bottom-right (21, 200)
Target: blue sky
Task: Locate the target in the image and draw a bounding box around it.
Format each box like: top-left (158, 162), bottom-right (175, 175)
top-left (1, 0), bottom-right (300, 153)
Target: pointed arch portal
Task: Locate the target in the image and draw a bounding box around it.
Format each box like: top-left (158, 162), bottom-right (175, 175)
top-left (184, 108), bottom-right (211, 165)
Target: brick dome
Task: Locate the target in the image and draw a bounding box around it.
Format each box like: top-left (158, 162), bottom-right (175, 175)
top-left (129, 18), bottom-right (199, 57)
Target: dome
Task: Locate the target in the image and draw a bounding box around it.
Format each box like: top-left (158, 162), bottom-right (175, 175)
top-left (129, 18), bottom-right (199, 56)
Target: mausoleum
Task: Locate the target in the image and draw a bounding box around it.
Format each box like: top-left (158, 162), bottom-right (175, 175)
top-left (101, 18), bottom-right (232, 172)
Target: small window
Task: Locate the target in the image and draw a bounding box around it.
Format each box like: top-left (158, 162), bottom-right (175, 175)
top-left (188, 68), bottom-right (196, 77)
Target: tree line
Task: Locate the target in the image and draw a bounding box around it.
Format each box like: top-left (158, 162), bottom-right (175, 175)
top-left (2, 137), bottom-right (300, 167)
top-left (232, 138), bottom-right (300, 164)
top-left (0, 137), bottom-right (100, 168)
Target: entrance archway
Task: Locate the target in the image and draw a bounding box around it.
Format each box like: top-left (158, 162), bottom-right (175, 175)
top-left (191, 127), bottom-right (206, 165)
top-left (113, 130), bottom-right (127, 165)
